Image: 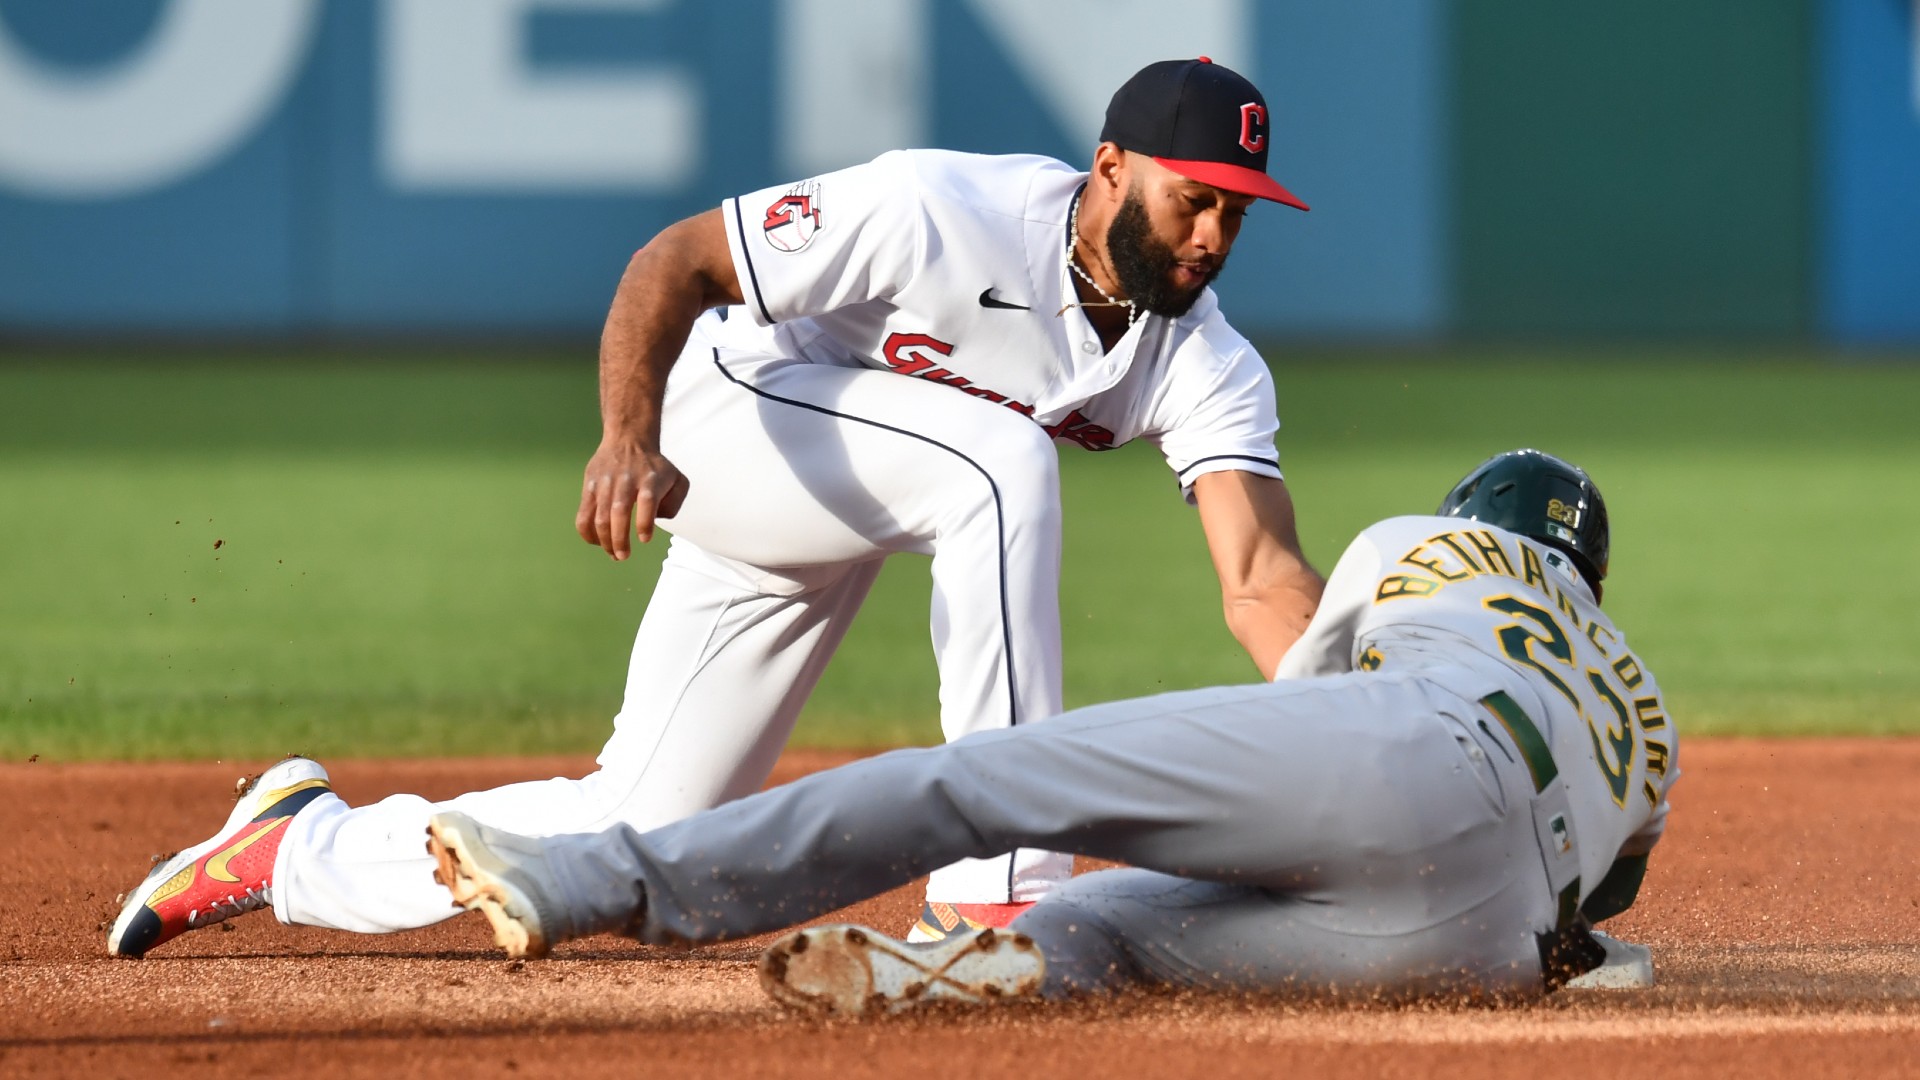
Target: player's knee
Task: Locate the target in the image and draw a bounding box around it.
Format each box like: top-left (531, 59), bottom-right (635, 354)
top-left (1015, 898), bottom-right (1142, 998)
top-left (972, 420), bottom-right (1061, 524)
top-left (926, 415), bottom-right (1061, 542)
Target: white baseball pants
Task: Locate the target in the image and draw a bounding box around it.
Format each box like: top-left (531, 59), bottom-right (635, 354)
top-left (276, 335), bottom-right (1072, 933)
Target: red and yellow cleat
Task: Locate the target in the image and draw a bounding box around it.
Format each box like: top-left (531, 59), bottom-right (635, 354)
top-left (907, 899), bottom-right (1036, 943)
top-left (107, 757), bottom-right (332, 958)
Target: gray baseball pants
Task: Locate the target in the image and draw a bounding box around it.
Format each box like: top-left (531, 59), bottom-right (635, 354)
top-left (529, 666), bottom-right (1561, 998)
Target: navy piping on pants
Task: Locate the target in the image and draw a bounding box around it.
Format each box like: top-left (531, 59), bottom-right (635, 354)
top-left (707, 351), bottom-right (1024, 735)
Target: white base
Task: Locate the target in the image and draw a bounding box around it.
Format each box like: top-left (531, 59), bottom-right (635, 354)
top-left (1564, 929), bottom-right (1655, 990)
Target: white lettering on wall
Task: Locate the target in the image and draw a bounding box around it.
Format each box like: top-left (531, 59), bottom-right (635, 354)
top-left (382, 0), bottom-right (700, 192)
top-left (0, 0), bottom-right (320, 199)
top-left (961, 0), bottom-right (1254, 146)
top-left (0, 0), bottom-right (1256, 199)
top-left (773, 0), bottom-right (1251, 176)
top-left (777, 0), bottom-right (928, 176)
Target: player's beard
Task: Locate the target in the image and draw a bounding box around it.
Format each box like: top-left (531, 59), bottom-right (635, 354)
top-left (1106, 189), bottom-right (1223, 318)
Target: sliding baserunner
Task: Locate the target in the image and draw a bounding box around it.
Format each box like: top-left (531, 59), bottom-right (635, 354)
top-left (425, 450), bottom-right (1676, 1013)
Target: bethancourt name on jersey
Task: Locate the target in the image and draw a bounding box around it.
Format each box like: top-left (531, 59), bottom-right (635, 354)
top-left (1378, 525), bottom-right (1578, 606)
top-left (1372, 522), bottom-right (1672, 813)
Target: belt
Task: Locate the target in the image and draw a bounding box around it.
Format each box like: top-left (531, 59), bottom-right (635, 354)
top-left (1478, 691), bottom-right (1604, 991)
top-left (1481, 691), bottom-right (1557, 792)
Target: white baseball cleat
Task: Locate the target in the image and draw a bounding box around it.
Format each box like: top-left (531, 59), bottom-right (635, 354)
top-left (425, 811), bottom-right (570, 960)
top-left (759, 924), bottom-right (1046, 1017)
top-left (1564, 929), bottom-right (1655, 989)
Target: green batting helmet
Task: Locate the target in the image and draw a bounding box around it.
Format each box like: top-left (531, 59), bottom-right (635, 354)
top-left (1437, 449), bottom-right (1610, 590)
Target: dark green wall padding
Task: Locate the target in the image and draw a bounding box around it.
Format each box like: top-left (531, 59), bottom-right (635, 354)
top-left (1454, 2), bottom-right (1811, 337)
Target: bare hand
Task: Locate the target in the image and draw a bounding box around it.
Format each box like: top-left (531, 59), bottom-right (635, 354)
top-left (575, 440), bottom-right (690, 560)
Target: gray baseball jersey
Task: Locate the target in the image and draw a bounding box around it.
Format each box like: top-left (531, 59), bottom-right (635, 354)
top-left (1278, 514), bottom-right (1675, 888)
top-left (473, 515), bottom-right (1678, 999)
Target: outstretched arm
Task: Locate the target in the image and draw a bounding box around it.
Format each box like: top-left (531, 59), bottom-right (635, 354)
top-left (1192, 470), bottom-right (1325, 677)
top-left (577, 208), bottom-right (744, 561)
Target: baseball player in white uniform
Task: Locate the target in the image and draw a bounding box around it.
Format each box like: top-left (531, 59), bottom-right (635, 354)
top-left (418, 449), bottom-right (1677, 1013)
top-left (108, 58), bottom-right (1326, 958)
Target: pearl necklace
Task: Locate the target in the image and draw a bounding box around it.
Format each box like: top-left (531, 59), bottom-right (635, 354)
top-left (1064, 189), bottom-right (1138, 327)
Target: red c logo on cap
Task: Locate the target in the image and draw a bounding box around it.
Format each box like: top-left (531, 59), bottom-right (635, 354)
top-left (1238, 102), bottom-right (1267, 155)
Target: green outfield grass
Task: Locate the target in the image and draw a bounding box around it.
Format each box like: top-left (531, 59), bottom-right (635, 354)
top-left (2, 351), bottom-right (1915, 761)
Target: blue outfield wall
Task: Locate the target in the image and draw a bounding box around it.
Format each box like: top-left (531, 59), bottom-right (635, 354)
top-left (0, 0), bottom-right (1445, 339)
top-left (1819, 0), bottom-right (1920, 344)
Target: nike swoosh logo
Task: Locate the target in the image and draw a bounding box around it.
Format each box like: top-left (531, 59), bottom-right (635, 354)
top-left (978, 288), bottom-right (1030, 311)
top-left (204, 818), bottom-right (290, 884)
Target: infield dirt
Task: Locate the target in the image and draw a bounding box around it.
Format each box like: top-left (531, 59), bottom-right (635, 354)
top-left (3, 739), bottom-right (1917, 1078)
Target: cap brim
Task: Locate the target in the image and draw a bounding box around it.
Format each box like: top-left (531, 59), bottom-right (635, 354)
top-left (1153, 157), bottom-right (1309, 211)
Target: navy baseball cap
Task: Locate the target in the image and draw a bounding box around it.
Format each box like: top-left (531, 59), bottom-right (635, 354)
top-left (1100, 57), bottom-right (1309, 211)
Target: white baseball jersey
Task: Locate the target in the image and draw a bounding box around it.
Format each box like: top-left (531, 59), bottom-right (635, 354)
top-left (714, 149), bottom-right (1284, 497)
top-left (266, 152), bottom-right (1303, 936)
top-left (1278, 515), bottom-right (1678, 887)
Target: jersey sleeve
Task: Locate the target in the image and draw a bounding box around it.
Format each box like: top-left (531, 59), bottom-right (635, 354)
top-left (1272, 530), bottom-right (1383, 680)
top-left (720, 151), bottom-right (924, 327)
top-left (1149, 341), bottom-right (1284, 503)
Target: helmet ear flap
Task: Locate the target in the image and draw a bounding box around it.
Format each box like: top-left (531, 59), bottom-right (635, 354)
top-left (1438, 449), bottom-right (1609, 593)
